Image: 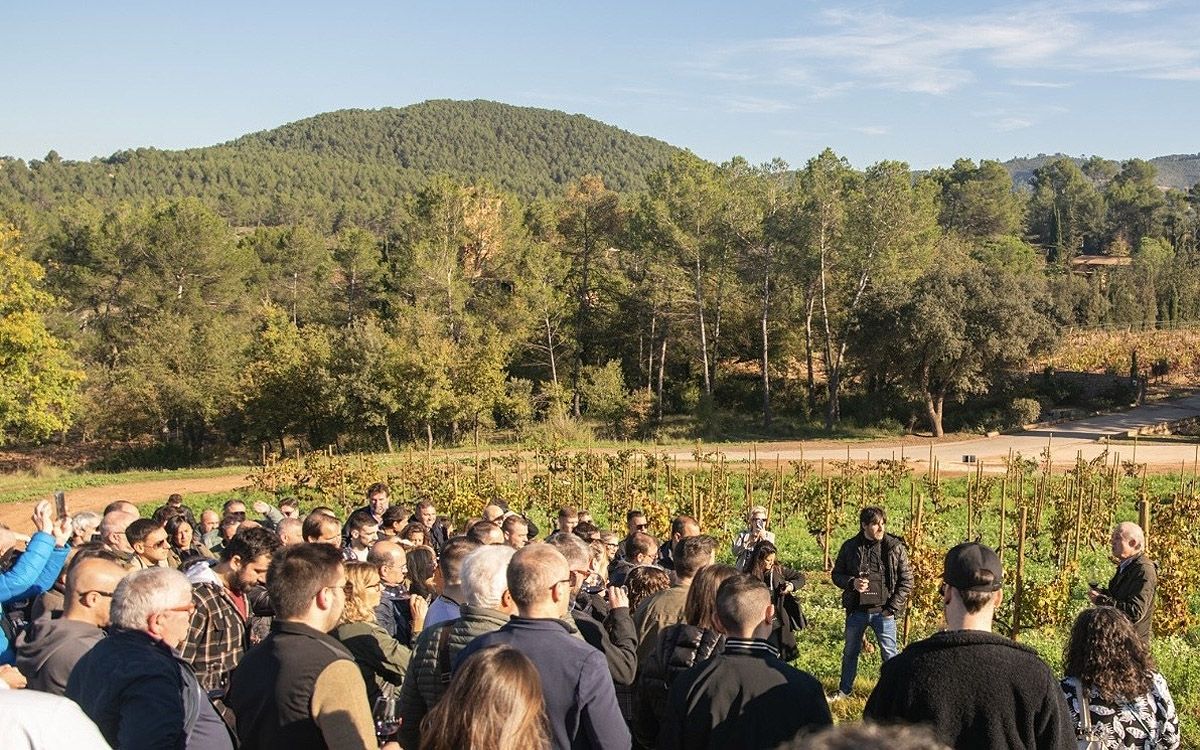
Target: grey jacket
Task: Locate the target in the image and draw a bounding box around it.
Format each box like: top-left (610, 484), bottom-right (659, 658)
top-left (15, 617), bottom-right (106, 696)
top-left (396, 605), bottom-right (510, 750)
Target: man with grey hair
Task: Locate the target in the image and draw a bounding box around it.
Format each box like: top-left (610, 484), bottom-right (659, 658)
top-left (1089, 521), bottom-right (1156, 644)
top-left (70, 511), bottom-right (102, 545)
top-left (275, 517), bottom-right (303, 546)
top-left (397, 544), bottom-right (517, 749)
top-left (66, 567), bottom-right (233, 750)
top-left (454, 544), bottom-right (630, 750)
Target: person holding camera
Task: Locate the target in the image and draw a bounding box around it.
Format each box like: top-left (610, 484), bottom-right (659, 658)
top-left (831, 506), bottom-right (912, 700)
top-left (732, 506), bottom-right (775, 570)
top-left (742, 541), bottom-right (806, 661)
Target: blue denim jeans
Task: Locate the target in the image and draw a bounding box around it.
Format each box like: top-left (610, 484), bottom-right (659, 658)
top-left (838, 610), bottom-right (898, 695)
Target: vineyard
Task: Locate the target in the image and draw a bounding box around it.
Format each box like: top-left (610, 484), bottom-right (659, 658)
top-left (244, 444), bottom-right (1200, 741)
top-left (1046, 326), bottom-right (1200, 381)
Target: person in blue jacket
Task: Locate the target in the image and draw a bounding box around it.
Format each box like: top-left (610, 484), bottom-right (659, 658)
top-left (1, 500), bottom-right (72, 663)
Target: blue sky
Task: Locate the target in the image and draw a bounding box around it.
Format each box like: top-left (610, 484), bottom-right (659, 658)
top-left (3, 1), bottom-right (1198, 170)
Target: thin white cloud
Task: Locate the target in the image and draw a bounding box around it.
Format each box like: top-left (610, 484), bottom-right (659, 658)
top-left (700, 2), bottom-right (1200, 96)
top-left (723, 96), bottom-right (795, 113)
top-left (1010, 79), bottom-right (1072, 88)
top-left (853, 125), bottom-right (889, 136)
top-left (994, 117), bottom-right (1034, 131)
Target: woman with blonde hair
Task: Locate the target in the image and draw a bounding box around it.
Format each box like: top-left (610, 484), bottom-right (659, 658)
top-left (732, 504), bottom-right (775, 569)
top-left (333, 561), bottom-right (412, 704)
top-left (419, 644), bottom-right (549, 750)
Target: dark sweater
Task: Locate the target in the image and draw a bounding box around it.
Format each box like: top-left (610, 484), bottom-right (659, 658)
top-left (864, 629), bottom-right (1075, 750)
top-left (657, 638), bottom-right (831, 750)
top-left (1096, 553), bottom-right (1156, 643)
top-left (455, 616), bottom-right (630, 750)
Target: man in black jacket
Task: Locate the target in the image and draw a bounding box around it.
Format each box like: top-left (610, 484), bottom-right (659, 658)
top-left (658, 574), bottom-right (831, 749)
top-left (1089, 521), bottom-right (1155, 644)
top-left (830, 506), bottom-right (912, 698)
top-left (864, 542), bottom-right (1074, 750)
top-left (66, 567), bottom-right (233, 750)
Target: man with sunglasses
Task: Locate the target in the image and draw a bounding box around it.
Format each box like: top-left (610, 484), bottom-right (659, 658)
top-left (17, 557), bottom-right (127, 695)
top-left (128, 519), bottom-right (173, 570)
top-left (67, 567), bottom-right (234, 750)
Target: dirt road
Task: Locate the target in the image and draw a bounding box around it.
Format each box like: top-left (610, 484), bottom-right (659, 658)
top-left (0, 473), bottom-right (249, 531)
top-left (662, 394), bottom-right (1200, 473)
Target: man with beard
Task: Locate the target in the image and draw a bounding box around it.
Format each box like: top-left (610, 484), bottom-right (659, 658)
top-left (182, 526), bottom-right (281, 692)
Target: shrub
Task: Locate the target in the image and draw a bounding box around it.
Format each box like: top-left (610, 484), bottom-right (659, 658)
top-left (1006, 398), bottom-right (1043, 429)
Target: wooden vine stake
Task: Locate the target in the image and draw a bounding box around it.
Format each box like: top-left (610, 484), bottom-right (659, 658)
top-left (1012, 507), bottom-right (1028, 643)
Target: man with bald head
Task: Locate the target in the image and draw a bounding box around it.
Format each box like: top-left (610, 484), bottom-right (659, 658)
top-left (276, 517), bottom-right (303, 546)
top-left (99, 509), bottom-right (138, 560)
top-left (454, 544), bottom-right (630, 750)
top-left (370, 540), bottom-right (428, 645)
top-left (17, 556), bottom-right (128, 695)
top-left (1089, 521), bottom-right (1156, 644)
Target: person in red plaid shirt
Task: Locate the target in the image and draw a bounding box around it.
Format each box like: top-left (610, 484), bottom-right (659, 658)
top-left (181, 526), bottom-right (281, 692)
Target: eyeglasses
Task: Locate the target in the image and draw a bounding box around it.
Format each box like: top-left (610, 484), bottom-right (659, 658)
top-left (634, 523), bottom-right (648, 530)
top-left (549, 577), bottom-right (572, 591)
top-left (78, 590), bottom-right (114, 599)
top-left (164, 602), bottom-right (196, 615)
top-left (151, 539), bottom-right (171, 549)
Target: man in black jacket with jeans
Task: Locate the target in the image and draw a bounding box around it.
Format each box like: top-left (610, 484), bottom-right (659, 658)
top-left (830, 506), bottom-right (912, 698)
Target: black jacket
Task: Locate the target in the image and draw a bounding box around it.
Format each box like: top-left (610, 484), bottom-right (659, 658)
top-left (633, 623), bottom-right (724, 748)
top-left (573, 603), bottom-right (638, 687)
top-left (864, 629), bottom-right (1075, 750)
top-left (66, 628), bottom-right (223, 750)
top-left (658, 639), bottom-right (831, 750)
top-left (831, 532), bottom-right (913, 615)
top-left (1097, 553), bottom-right (1156, 643)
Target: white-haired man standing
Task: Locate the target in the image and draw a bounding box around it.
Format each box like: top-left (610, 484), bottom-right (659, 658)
top-left (1089, 521), bottom-right (1156, 644)
top-left (397, 544), bottom-right (518, 749)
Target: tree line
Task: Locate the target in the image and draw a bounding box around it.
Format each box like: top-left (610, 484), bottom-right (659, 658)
top-left (1, 148), bottom-right (1198, 457)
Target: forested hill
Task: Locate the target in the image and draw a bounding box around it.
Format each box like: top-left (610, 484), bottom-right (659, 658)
top-left (0, 100), bottom-right (686, 227)
top-left (1003, 152), bottom-right (1200, 190)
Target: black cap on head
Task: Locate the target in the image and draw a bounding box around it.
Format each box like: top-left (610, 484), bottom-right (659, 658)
top-left (943, 542), bottom-right (1003, 592)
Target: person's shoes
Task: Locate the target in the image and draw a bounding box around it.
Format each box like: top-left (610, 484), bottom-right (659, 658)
top-left (827, 691), bottom-right (851, 703)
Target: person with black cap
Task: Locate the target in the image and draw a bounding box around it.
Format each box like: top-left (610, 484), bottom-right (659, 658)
top-left (863, 542), bottom-right (1074, 750)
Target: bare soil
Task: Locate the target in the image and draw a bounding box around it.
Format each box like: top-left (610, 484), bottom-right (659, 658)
top-left (0, 473), bottom-right (248, 533)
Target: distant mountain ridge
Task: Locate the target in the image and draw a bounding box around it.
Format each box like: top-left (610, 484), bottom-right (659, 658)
top-left (0, 100), bottom-right (688, 226)
top-left (1001, 152), bottom-right (1200, 190)
top-left (0, 100), bottom-right (1195, 230)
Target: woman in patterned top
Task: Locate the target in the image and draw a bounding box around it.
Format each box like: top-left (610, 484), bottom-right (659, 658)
top-left (1061, 606), bottom-right (1179, 749)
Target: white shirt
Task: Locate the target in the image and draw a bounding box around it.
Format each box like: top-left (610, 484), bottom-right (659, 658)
top-left (0, 689), bottom-right (112, 749)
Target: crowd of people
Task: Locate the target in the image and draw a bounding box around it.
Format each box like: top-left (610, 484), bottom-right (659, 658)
top-left (0, 485), bottom-right (1181, 750)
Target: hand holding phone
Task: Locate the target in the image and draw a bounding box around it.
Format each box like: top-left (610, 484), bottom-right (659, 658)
top-left (54, 490), bottom-right (68, 520)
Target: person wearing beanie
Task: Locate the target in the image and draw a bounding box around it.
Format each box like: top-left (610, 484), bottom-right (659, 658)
top-left (864, 542), bottom-right (1075, 750)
